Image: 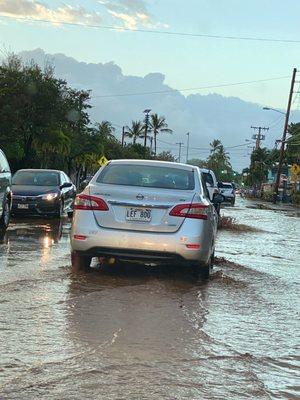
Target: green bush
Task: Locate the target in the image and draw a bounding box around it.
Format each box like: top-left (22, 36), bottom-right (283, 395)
top-left (291, 192), bottom-right (300, 205)
top-left (262, 190), bottom-right (274, 202)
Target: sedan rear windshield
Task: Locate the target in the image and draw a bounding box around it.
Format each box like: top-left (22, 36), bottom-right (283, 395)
top-left (12, 171), bottom-right (60, 186)
top-left (218, 182), bottom-right (233, 189)
top-left (97, 164), bottom-right (195, 190)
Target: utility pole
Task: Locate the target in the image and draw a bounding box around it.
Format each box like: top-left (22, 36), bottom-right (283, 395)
top-left (273, 67), bottom-right (297, 203)
top-left (251, 126), bottom-right (269, 149)
top-left (150, 136), bottom-right (154, 154)
top-left (121, 126), bottom-right (125, 147)
top-left (176, 142), bottom-right (184, 163)
top-left (186, 132), bottom-right (190, 163)
top-left (143, 109), bottom-right (151, 148)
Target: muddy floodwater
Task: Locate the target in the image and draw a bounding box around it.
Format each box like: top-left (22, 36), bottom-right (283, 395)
top-left (0, 198), bottom-right (299, 399)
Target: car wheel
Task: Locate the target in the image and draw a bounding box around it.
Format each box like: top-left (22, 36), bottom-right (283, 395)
top-left (55, 200), bottom-right (64, 218)
top-left (71, 251), bottom-right (92, 273)
top-left (0, 198), bottom-right (10, 237)
top-left (231, 199), bottom-right (235, 206)
top-left (191, 257), bottom-right (212, 280)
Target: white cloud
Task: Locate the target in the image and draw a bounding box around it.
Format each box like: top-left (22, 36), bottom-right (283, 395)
top-left (0, 0), bottom-right (102, 25)
top-left (99, 0), bottom-right (168, 29)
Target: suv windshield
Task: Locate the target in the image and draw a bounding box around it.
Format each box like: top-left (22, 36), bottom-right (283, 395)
top-left (12, 171), bottom-right (60, 186)
top-left (97, 164), bottom-right (195, 190)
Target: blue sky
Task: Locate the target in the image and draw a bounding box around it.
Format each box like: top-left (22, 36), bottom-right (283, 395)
top-left (0, 0), bottom-right (300, 109)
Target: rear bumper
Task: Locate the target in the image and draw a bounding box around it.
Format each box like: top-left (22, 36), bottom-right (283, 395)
top-left (221, 195), bottom-right (235, 202)
top-left (70, 211), bottom-right (215, 264)
top-left (74, 247), bottom-right (187, 265)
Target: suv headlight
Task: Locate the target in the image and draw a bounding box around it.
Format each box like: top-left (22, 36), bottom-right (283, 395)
top-left (41, 193), bottom-right (59, 201)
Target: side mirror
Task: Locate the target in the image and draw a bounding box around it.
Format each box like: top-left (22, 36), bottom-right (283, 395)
top-left (213, 193), bottom-right (224, 204)
top-left (60, 182), bottom-right (73, 189)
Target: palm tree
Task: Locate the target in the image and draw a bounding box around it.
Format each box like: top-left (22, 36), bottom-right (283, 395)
top-left (124, 121), bottom-right (145, 144)
top-left (149, 114), bottom-right (172, 155)
top-left (210, 139), bottom-right (222, 154)
top-left (96, 121), bottom-right (115, 140)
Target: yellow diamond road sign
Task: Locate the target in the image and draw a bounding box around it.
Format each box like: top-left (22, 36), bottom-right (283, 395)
top-left (291, 164), bottom-right (300, 175)
top-left (98, 156), bottom-right (108, 166)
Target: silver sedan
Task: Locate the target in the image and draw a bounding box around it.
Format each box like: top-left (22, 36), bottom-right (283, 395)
top-left (70, 160), bottom-right (220, 278)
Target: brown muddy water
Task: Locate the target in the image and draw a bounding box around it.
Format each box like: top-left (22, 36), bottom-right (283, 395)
top-left (0, 198), bottom-right (299, 399)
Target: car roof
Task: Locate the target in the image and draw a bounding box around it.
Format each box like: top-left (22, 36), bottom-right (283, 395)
top-left (107, 159), bottom-right (197, 171)
top-left (198, 168), bottom-right (211, 173)
top-left (16, 169), bottom-right (62, 173)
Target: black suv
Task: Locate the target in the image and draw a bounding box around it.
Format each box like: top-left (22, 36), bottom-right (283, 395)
top-left (0, 149), bottom-right (12, 236)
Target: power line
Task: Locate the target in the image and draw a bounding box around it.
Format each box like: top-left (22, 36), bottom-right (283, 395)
top-left (92, 76), bottom-right (289, 98)
top-left (3, 15), bottom-right (300, 44)
top-left (157, 138), bottom-right (255, 151)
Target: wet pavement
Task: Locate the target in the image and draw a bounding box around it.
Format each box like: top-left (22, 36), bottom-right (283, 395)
top-left (0, 198), bottom-right (299, 399)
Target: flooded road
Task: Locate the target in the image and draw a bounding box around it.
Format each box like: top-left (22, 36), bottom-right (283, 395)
top-left (0, 198), bottom-right (299, 399)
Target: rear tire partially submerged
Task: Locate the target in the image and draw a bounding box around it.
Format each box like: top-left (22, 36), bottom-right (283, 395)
top-left (71, 251), bottom-right (92, 273)
top-left (192, 257), bottom-right (212, 280)
top-left (0, 198), bottom-right (10, 238)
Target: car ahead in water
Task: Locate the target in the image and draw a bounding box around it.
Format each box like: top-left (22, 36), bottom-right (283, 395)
top-left (12, 169), bottom-right (76, 218)
top-left (71, 160), bottom-right (223, 278)
top-left (199, 168), bottom-right (221, 214)
top-left (0, 149), bottom-right (12, 237)
top-left (218, 181), bottom-right (236, 205)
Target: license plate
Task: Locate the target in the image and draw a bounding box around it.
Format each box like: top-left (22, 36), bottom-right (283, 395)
top-left (17, 204), bottom-right (29, 209)
top-left (126, 208), bottom-right (151, 222)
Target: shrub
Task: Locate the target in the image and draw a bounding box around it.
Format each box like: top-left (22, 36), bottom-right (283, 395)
top-left (261, 190), bottom-right (274, 202)
top-left (291, 192), bottom-right (300, 205)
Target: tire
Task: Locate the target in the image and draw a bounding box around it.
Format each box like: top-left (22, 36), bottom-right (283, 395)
top-left (0, 198), bottom-right (10, 238)
top-left (231, 198), bottom-right (235, 206)
top-left (71, 251), bottom-right (92, 273)
top-left (55, 200), bottom-right (64, 218)
top-left (192, 257), bottom-right (212, 280)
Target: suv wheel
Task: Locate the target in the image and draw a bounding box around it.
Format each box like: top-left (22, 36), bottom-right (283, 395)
top-left (0, 198), bottom-right (10, 237)
top-left (71, 251), bottom-right (92, 273)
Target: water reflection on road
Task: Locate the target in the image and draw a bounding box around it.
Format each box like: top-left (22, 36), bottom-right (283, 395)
top-left (0, 199), bottom-right (299, 399)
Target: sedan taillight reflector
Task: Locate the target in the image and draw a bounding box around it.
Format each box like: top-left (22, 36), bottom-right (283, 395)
top-left (74, 194), bottom-right (109, 211)
top-left (169, 203), bottom-right (208, 220)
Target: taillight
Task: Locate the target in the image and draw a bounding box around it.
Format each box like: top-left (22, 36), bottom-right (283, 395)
top-left (169, 203), bottom-right (208, 220)
top-left (74, 194), bottom-right (109, 211)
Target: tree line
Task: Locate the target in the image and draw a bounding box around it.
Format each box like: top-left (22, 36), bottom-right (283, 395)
top-left (0, 55), bottom-right (174, 183)
top-left (243, 123), bottom-right (300, 187)
top-left (188, 139), bottom-right (239, 182)
top-left (0, 55), bottom-right (243, 185)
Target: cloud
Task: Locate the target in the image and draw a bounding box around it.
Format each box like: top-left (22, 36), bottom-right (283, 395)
top-left (0, 0), bottom-right (102, 25)
top-left (98, 0), bottom-right (168, 29)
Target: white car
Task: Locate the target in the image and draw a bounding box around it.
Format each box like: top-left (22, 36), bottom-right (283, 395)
top-left (218, 182), bottom-right (236, 205)
top-left (199, 168), bottom-right (221, 214)
top-left (70, 160), bottom-right (222, 278)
